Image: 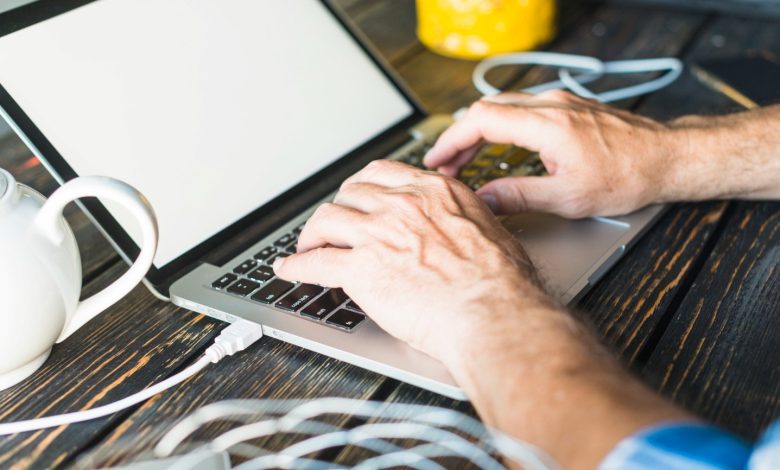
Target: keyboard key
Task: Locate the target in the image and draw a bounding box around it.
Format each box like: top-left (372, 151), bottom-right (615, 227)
top-left (211, 273), bottom-right (237, 290)
top-left (274, 233), bottom-right (296, 247)
top-left (345, 300), bottom-right (364, 313)
top-left (292, 223), bottom-right (306, 234)
top-left (276, 284), bottom-right (325, 312)
top-left (267, 253), bottom-right (289, 267)
top-left (405, 153), bottom-right (424, 168)
top-left (486, 168), bottom-right (510, 179)
top-left (284, 241), bottom-right (298, 254)
top-left (484, 144), bottom-right (510, 156)
top-left (326, 309), bottom-right (365, 331)
top-left (247, 266), bottom-right (274, 283)
top-left (254, 246), bottom-right (277, 260)
top-left (250, 279), bottom-right (295, 304)
top-left (459, 167), bottom-right (481, 179)
top-left (468, 178), bottom-right (489, 190)
top-left (233, 259), bottom-right (257, 275)
top-left (301, 288), bottom-right (349, 320)
top-left (471, 156), bottom-right (494, 168)
top-left (503, 149), bottom-right (531, 167)
top-left (226, 278), bottom-right (261, 296)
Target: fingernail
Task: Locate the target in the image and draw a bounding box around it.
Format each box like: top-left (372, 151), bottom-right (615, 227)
top-left (272, 258), bottom-right (285, 271)
top-left (480, 193), bottom-right (498, 212)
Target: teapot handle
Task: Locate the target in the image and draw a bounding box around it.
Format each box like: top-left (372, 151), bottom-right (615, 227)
top-left (33, 176), bottom-right (158, 343)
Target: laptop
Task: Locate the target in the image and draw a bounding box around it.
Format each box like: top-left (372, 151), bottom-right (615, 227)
top-left (0, 0), bottom-right (664, 399)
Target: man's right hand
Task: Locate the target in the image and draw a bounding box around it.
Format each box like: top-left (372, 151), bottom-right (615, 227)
top-left (426, 91), bottom-right (780, 217)
top-left (424, 90), bottom-right (682, 218)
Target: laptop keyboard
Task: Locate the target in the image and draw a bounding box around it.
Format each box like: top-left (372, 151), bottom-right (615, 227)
top-left (209, 142), bottom-right (544, 333)
top-left (210, 222), bottom-right (367, 332)
top-left (400, 142), bottom-right (547, 190)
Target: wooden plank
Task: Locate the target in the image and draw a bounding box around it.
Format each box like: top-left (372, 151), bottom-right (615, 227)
top-left (580, 202), bottom-right (729, 360)
top-left (331, 0), bottom-right (422, 66)
top-left (0, 265), bottom-right (222, 469)
top-left (605, 0), bottom-right (780, 18)
top-left (643, 202), bottom-right (780, 439)
top-left (635, 15), bottom-right (780, 439)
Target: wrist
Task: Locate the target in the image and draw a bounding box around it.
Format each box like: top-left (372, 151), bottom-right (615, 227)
top-left (652, 117), bottom-right (721, 203)
top-left (444, 294), bottom-right (692, 469)
top-left (658, 113), bottom-right (777, 202)
top-left (446, 294), bottom-right (581, 416)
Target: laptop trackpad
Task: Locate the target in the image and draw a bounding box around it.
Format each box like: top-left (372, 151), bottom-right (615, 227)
top-left (502, 213), bottom-right (629, 299)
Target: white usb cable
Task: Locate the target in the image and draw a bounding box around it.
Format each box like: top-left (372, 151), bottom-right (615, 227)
top-left (472, 51), bottom-right (684, 103)
top-left (0, 319), bottom-right (264, 436)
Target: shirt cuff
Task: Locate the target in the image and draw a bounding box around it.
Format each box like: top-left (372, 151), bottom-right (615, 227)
top-left (599, 421), bottom-right (752, 470)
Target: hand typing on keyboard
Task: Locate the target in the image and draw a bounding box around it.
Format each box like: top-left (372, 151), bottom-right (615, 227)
top-left (272, 159), bottom-right (549, 363)
top-left (424, 89), bottom-right (681, 218)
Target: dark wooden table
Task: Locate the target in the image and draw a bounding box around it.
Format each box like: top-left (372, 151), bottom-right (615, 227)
top-left (0, 1), bottom-right (778, 468)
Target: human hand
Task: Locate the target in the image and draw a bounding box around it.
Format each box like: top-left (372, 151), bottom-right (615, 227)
top-left (272, 160), bottom-right (551, 365)
top-left (424, 90), bottom-right (680, 218)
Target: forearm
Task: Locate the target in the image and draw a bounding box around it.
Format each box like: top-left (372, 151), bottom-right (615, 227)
top-left (662, 105), bottom-right (780, 202)
top-left (447, 298), bottom-right (690, 470)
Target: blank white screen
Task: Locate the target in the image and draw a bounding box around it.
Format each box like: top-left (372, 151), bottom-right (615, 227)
top-left (0, 0), bottom-right (413, 266)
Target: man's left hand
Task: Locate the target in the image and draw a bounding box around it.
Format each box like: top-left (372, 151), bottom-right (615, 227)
top-left (273, 160), bottom-right (549, 365)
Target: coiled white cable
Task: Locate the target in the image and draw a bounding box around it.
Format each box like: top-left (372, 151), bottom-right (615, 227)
top-left (473, 51), bottom-right (683, 103)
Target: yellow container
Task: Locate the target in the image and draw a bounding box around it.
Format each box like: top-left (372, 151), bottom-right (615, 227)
top-left (416, 0), bottom-right (556, 60)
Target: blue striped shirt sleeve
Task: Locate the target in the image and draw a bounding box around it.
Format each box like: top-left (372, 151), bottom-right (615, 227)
top-left (599, 421), bottom-right (759, 470)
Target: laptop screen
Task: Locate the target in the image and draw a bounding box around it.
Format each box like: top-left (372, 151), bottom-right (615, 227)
top-left (0, 0), bottom-right (415, 268)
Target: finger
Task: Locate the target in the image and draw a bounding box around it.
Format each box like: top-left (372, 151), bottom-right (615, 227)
top-left (423, 100), bottom-right (554, 169)
top-left (430, 143), bottom-right (482, 177)
top-left (481, 91), bottom-right (535, 104)
top-left (333, 181), bottom-right (388, 213)
top-left (297, 203), bottom-right (369, 252)
top-left (273, 247), bottom-right (354, 288)
top-left (476, 176), bottom-right (568, 216)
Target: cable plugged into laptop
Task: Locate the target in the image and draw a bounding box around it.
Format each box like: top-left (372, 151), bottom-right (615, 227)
top-left (205, 319), bottom-right (264, 363)
top-left (0, 319), bottom-right (264, 436)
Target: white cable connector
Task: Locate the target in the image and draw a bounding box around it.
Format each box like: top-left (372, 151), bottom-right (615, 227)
top-left (205, 319), bottom-right (265, 363)
top-left (0, 319), bottom-right (263, 436)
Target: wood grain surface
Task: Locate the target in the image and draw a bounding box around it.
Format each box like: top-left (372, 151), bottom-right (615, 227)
top-left (636, 13), bottom-right (780, 439)
top-left (0, 0), bottom-right (776, 468)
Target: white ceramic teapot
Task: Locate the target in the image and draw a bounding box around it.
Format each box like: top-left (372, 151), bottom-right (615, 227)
top-left (0, 168), bottom-right (157, 390)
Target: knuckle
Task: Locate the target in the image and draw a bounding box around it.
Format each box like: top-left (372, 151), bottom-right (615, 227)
top-left (391, 191), bottom-right (424, 211)
top-left (540, 89), bottom-right (576, 103)
top-left (336, 180), bottom-right (359, 197)
top-left (546, 107), bottom-right (577, 129)
top-left (362, 159), bottom-right (395, 176)
top-left (469, 98), bottom-right (493, 116)
top-left (420, 172), bottom-right (452, 191)
top-left (312, 202), bottom-right (337, 220)
top-left (364, 159), bottom-right (385, 172)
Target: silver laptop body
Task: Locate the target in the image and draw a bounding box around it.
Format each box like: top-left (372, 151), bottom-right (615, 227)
top-left (169, 113), bottom-right (665, 399)
top-left (0, 0), bottom-right (664, 400)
